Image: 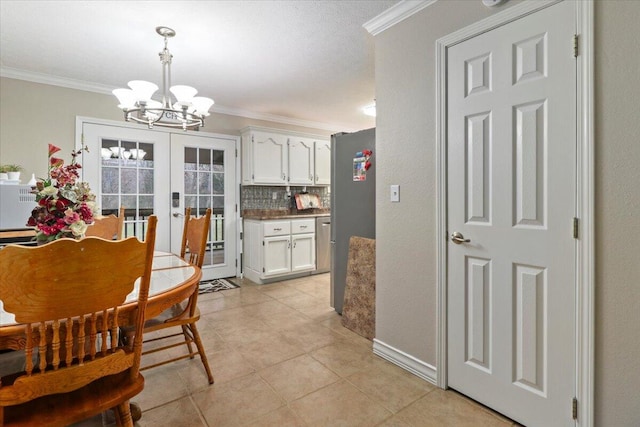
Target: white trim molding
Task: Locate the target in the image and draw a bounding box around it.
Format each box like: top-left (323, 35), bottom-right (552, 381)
top-left (575, 2), bottom-right (595, 426)
top-left (373, 339), bottom-right (437, 385)
top-left (435, 1), bottom-right (594, 425)
top-left (364, 0), bottom-right (438, 36)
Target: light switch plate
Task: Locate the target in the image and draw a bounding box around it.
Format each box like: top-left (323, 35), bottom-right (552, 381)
top-left (390, 185), bottom-right (400, 202)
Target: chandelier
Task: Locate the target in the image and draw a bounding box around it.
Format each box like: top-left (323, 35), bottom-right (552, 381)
top-left (113, 26), bottom-right (214, 131)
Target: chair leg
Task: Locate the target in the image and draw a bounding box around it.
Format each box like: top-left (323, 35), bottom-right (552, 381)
top-left (189, 322), bottom-right (214, 384)
top-left (114, 401), bottom-right (134, 427)
top-left (181, 324), bottom-right (195, 358)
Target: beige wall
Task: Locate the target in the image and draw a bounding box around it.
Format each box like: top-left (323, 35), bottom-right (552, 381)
top-left (374, 1), bottom-right (639, 426)
top-left (374, 0), bottom-right (502, 369)
top-left (593, 2), bottom-right (640, 426)
top-left (0, 77), bottom-right (333, 179)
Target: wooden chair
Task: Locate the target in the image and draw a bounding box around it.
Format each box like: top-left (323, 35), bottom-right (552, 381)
top-left (85, 206), bottom-right (125, 240)
top-left (0, 216), bottom-right (158, 427)
top-left (135, 207), bottom-right (214, 384)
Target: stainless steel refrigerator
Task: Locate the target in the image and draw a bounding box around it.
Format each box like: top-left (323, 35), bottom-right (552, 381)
top-left (330, 128), bottom-right (375, 314)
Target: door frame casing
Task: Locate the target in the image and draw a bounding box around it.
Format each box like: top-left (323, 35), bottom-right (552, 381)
top-left (75, 116), bottom-right (242, 278)
top-left (435, 1), bottom-right (594, 425)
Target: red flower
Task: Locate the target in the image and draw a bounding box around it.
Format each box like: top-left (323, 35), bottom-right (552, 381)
top-left (48, 144), bottom-right (62, 157)
top-left (55, 198), bottom-right (70, 211)
top-left (49, 157), bottom-right (64, 168)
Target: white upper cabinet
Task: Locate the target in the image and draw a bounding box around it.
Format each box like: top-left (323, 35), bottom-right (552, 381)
top-left (314, 139), bottom-right (331, 185)
top-left (242, 129), bottom-right (288, 185)
top-left (241, 127), bottom-right (330, 186)
top-left (288, 137), bottom-right (314, 185)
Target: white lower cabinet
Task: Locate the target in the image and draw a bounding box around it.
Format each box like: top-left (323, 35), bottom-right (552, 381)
top-left (243, 218), bottom-right (316, 284)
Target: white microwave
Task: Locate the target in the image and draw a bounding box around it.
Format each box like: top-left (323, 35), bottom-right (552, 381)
top-left (0, 184), bottom-right (36, 229)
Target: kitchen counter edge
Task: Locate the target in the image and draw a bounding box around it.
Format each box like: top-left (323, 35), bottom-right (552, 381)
top-left (242, 211), bottom-right (330, 220)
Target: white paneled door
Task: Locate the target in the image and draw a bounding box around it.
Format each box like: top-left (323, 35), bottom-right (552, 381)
top-left (446, 2), bottom-right (576, 426)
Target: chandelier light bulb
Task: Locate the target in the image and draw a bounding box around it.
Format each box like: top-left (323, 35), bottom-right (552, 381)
top-left (170, 85), bottom-right (198, 102)
top-left (192, 97), bottom-right (215, 116)
top-left (112, 88), bottom-right (137, 109)
top-left (127, 80), bottom-right (158, 102)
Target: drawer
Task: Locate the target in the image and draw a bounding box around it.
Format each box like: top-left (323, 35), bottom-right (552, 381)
top-left (291, 218), bottom-right (315, 234)
top-left (263, 220), bottom-right (291, 236)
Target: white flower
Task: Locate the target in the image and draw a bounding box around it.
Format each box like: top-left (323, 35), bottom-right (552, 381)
top-left (40, 185), bottom-right (58, 196)
top-left (69, 220), bottom-right (88, 237)
top-left (86, 200), bottom-right (100, 216)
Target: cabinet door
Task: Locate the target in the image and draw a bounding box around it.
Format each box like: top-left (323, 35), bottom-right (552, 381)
top-left (243, 220), bottom-right (262, 273)
top-left (288, 137), bottom-right (314, 185)
top-left (252, 131), bottom-right (288, 185)
top-left (314, 140), bottom-right (331, 185)
top-left (291, 233), bottom-right (315, 272)
top-left (263, 235), bottom-right (291, 276)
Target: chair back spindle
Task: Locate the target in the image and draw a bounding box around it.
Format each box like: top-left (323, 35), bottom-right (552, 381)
top-left (0, 216), bottom-right (157, 426)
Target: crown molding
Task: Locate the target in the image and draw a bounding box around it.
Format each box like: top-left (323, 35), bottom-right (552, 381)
top-left (210, 104), bottom-right (356, 132)
top-left (1, 66), bottom-right (114, 94)
top-left (0, 66), bottom-right (355, 133)
top-left (364, 0), bottom-right (438, 36)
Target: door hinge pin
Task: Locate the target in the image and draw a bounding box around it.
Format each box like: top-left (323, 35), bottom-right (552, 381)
top-left (573, 217), bottom-right (579, 239)
top-left (572, 397), bottom-right (578, 420)
top-left (573, 34), bottom-right (579, 58)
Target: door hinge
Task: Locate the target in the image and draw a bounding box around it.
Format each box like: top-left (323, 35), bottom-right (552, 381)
top-left (251, 135), bottom-right (254, 143)
top-left (573, 217), bottom-right (579, 239)
top-left (573, 34), bottom-right (579, 58)
top-left (235, 259), bottom-right (237, 267)
top-left (235, 203), bottom-right (238, 212)
top-left (572, 397), bottom-right (578, 420)
top-left (240, 232), bottom-right (243, 240)
top-left (262, 241), bottom-right (265, 246)
top-left (235, 148), bottom-right (238, 158)
top-left (81, 133), bottom-right (85, 144)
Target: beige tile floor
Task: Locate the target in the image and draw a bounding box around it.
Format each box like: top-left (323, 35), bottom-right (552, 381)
top-left (77, 273), bottom-right (518, 427)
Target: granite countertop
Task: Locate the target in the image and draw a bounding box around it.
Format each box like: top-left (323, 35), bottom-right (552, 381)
top-left (242, 209), bottom-right (330, 220)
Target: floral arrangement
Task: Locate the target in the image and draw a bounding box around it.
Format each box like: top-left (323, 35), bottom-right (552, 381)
top-left (27, 144), bottom-right (98, 242)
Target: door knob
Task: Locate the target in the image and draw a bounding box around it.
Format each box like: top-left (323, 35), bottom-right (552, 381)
top-left (451, 231), bottom-right (470, 244)
top-left (172, 212), bottom-right (184, 218)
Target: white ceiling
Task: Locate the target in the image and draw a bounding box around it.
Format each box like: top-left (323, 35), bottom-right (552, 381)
top-left (0, 0), bottom-right (401, 132)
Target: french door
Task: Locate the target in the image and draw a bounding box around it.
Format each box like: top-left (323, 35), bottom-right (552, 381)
top-left (170, 133), bottom-right (237, 280)
top-left (81, 121), bottom-right (237, 280)
top-left (446, 1), bottom-right (576, 426)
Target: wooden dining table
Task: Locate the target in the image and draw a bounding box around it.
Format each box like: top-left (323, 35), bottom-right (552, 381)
top-left (0, 251), bottom-right (202, 351)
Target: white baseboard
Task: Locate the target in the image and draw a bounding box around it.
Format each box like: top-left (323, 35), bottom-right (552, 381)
top-left (372, 339), bottom-right (437, 385)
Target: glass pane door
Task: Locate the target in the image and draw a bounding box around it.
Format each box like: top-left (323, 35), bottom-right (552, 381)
top-left (100, 139), bottom-right (156, 241)
top-left (81, 123), bottom-right (171, 251)
top-left (171, 133), bottom-right (237, 280)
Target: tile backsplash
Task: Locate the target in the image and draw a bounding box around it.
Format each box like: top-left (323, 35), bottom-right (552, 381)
top-left (241, 186), bottom-right (330, 210)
